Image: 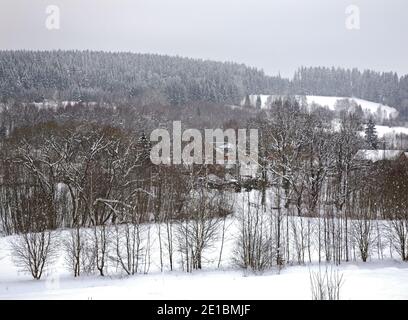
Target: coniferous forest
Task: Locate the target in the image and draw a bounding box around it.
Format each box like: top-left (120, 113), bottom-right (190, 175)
top-left (1, 51), bottom-right (408, 119)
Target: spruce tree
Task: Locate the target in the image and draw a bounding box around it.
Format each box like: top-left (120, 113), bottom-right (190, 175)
top-left (365, 118), bottom-right (379, 150)
top-left (256, 95), bottom-right (262, 109)
top-left (243, 94), bottom-right (251, 108)
top-left (137, 132), bottom-right (152, 164)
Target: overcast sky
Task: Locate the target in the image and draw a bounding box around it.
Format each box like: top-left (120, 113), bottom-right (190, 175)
top-left (1, 0), bottom-right (407, 77)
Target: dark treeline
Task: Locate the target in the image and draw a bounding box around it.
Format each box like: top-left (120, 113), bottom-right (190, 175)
top-left (0, 50), bottom-right (288, 106)
top-left (1, 51), bottom-right (408, 117)
top-left (0, 101), bottom-right (251, 232)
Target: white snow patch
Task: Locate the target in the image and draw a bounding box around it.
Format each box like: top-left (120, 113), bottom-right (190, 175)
top-left (241, 95), bottom-right (399, 121)
top-left (355, 149), bottom-right (407, 162)
top-left (305, 96), bottom-right (398, 121)
top-left (375, 125), bottom-right (408, 138)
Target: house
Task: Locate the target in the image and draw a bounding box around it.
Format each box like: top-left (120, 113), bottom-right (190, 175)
top-left (213, 142), bottom-right (259, 180)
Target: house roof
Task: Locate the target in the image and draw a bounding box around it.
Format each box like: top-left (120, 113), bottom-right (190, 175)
top-left (355, 149), bottom-right (407, 163)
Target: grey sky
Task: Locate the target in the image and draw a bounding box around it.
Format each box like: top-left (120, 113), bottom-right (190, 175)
top-left (1, 0), bottom-right (407, 77)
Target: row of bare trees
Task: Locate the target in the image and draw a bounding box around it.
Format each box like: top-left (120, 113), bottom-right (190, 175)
top-left (1, 99), bottom-right (408, 280)
top-left (234, 99), bottom-right (408, 271)
top-left (0, 121), bottom-right (236, 278)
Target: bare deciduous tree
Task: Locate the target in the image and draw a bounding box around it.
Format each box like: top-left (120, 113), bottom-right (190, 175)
top-left (177, 185), bottom-right (231, 272)
top-left (234, 193), bottom-right (273, 272)
top-left (310, 266), bottom-right (344, 300)
top-left (10, 231), bottom-right (58, 280)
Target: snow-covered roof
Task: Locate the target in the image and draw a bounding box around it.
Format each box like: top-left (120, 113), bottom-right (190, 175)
top-left (215, 143), bottom-right (235, 151)
top-left (206, 174), bottom-right (223, 183)
top-left (355, 150), bottom-right (407, 162)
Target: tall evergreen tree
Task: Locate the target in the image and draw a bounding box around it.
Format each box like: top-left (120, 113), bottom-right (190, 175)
top-left (256, 95), bottom-right (262, 109)
top-left (243, 94), bottom-right (251, 108)
top-left (137, 132), bottom-right (152, 164)
top-left (364, 118), bottom-right (379, 150)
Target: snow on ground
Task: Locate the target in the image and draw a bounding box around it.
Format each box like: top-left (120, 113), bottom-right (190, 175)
top-left (32, 100), bottom-right (98, 110)
top-left (242, 94), bottom-right (399, 121)
top-left (240, 94), bottom-right (408, 141)
top-left (331, 119), bottom-right (408, 142)
top-left (354, 149), bottom-right (407, 162)
top-left (243, 95), bottom-right (274, 109)
top-left (305, 96), bottom-right (399, 120)
top-left (375, 125), bottom-right (408, 138)
top-left (1, 227), bottom-right (408, 299)
top-left (1, 255), bottom-right (407, 300)
top-left (305, 96), bottom-right (399, 118)
top-left (1, 191), bottom-right (407, 300)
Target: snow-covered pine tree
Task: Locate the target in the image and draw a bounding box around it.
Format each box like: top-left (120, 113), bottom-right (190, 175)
top-left (137, 131), bottom-right (152, 164)
top-left (364, 118), bottom-right (379, 150)
top-left (243, 94), bottom-right (251, 108)
top-left (256, 95), bottom-right (262, 109)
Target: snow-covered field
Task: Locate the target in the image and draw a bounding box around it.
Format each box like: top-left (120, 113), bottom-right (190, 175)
top-left (1, 211), bottom-right (408, 300)
top-left (1, 248), bottom-right (407, 300)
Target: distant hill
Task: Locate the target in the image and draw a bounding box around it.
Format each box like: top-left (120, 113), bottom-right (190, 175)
top-left (0, 50), bottom-right (288, 106)
top-left (1, 51), bottom-right (408, 117)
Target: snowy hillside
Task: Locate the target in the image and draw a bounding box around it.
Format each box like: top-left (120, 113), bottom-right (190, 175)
top-left (375, 125), bottom-right (408, 138)
top-left (305, 96), bottom-right (399, 121)
top-left (242, 95), bottom-right (399, 121)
